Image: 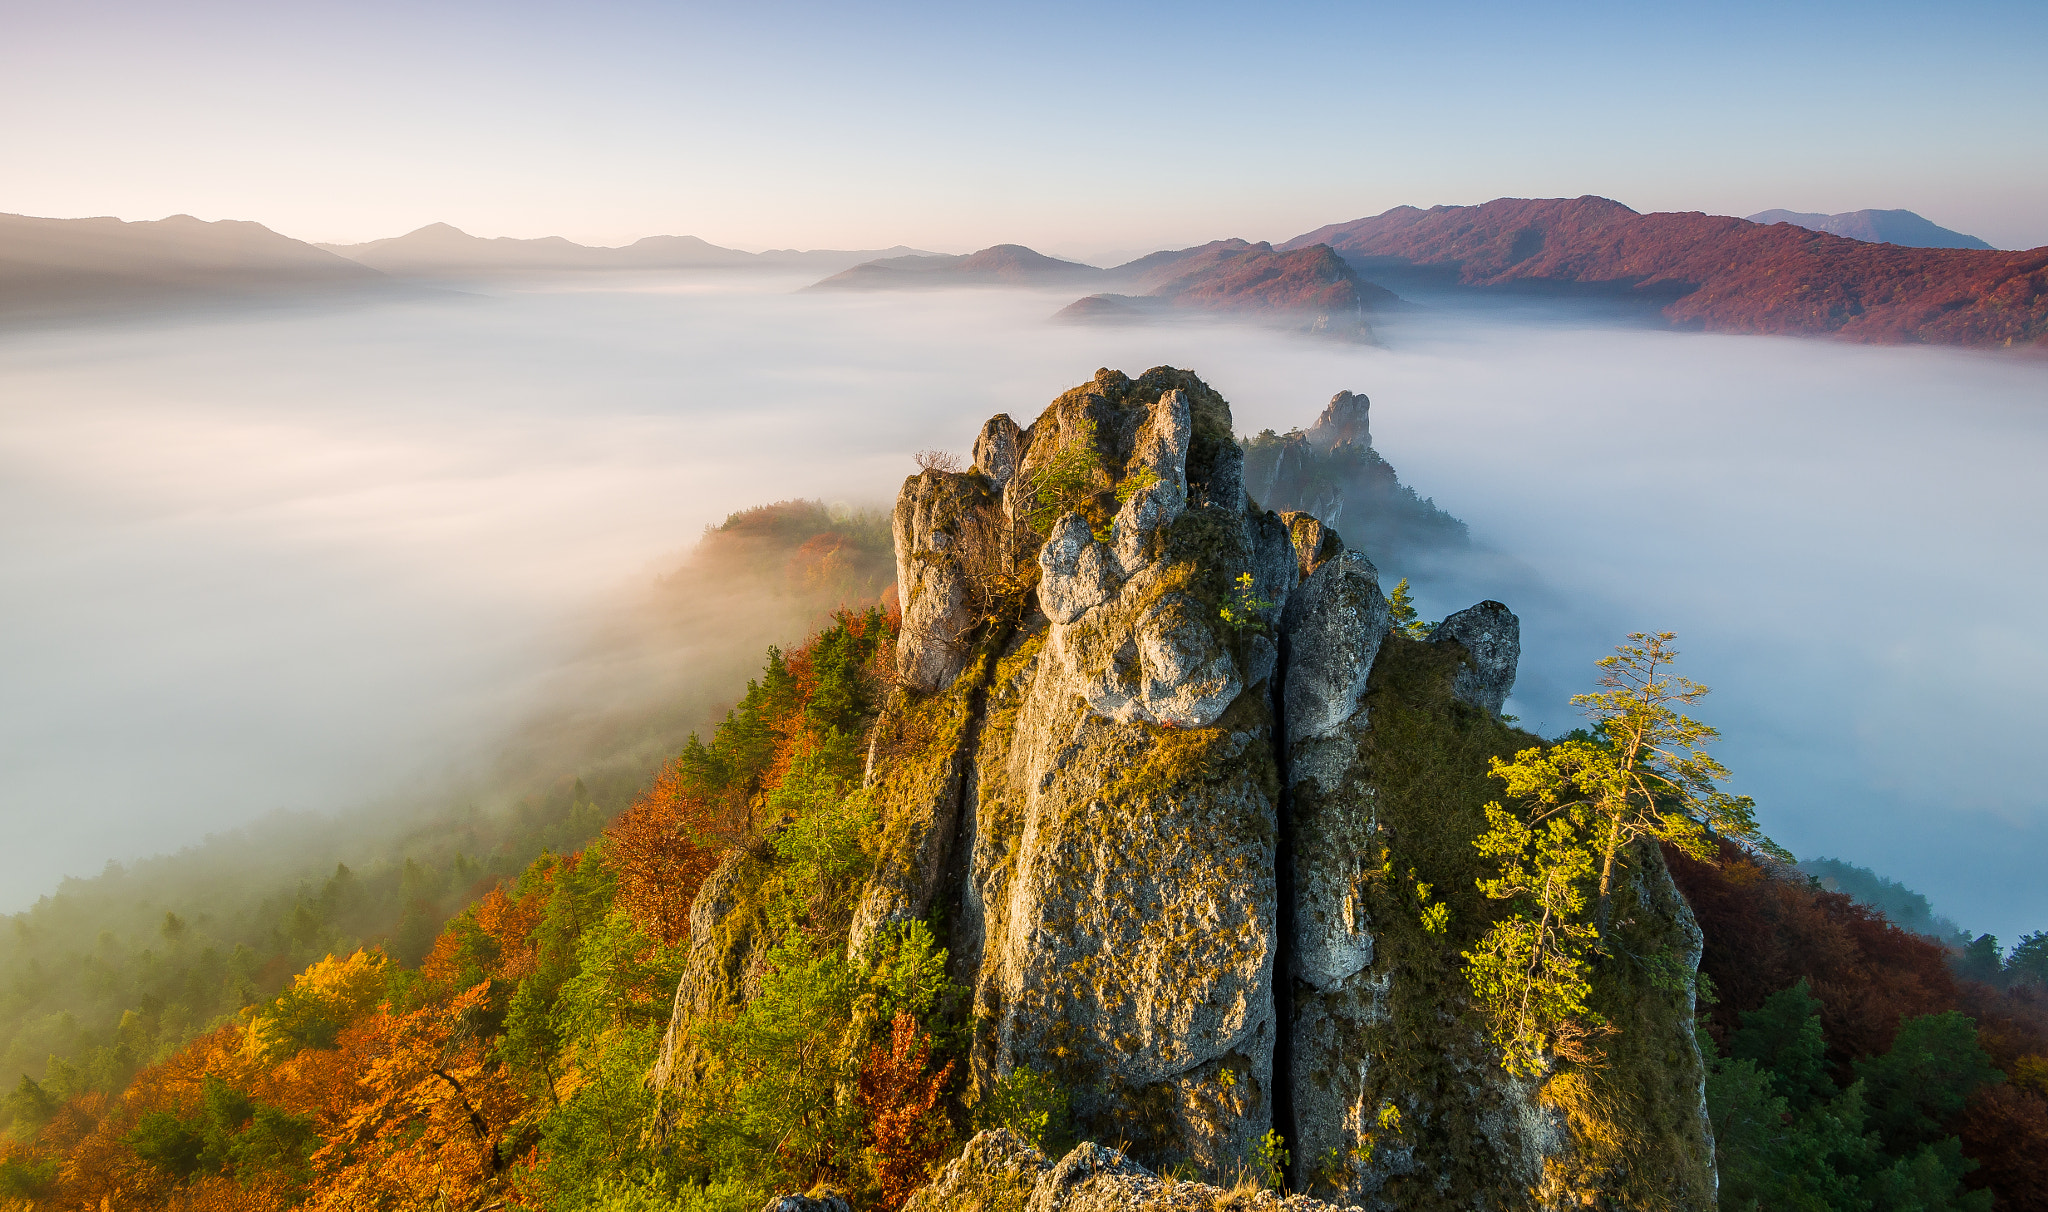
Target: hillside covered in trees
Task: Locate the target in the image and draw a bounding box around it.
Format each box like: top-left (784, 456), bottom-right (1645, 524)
top-left (0, 501), bottom-right (894, 1151)
top-left (1282, 196), bottom-right (2048, 350)
top-left (2, 373), bottom-right (2043, 1212)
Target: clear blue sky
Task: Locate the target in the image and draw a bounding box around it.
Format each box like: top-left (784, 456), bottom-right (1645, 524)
top-left (5, 0), bottom-right (2045, 254)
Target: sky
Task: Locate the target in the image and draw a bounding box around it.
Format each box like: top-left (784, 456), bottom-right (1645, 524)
top-left (4, 0), bottom-right (2046, 256)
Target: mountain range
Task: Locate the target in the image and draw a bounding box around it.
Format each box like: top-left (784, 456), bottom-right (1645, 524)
top-left (809, 237), bottom-right (1396, 337)
top-left (1746, 207), bottom-right (1995, 250)
top-left (1284, 196), bottom-right (2048, 348)
top-left (8, 202), bottom-right (2046, 350)
top-left (317, 222), bottom-right (927, 276)
top-left (0, 212), bottom-right (388, 319)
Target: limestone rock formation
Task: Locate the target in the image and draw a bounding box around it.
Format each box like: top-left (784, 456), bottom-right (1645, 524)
top-left (1241, 395), bottom-right (1466, 565)
top-left (657, 366), bottom-right (1717, 1211)
top-left (893, 469), bottom-right (1002, 693)
top-left (1308, 391), bottom-right (1371, 450)
top-left (906, 1130), bottom-right (1365, 1212)
top-left (1432, 600), bottom-right (1520, 717)
top-left (974, 413), bottom-right (1023, 490)
top-left (956, 370), bottom-right (1294, 1170)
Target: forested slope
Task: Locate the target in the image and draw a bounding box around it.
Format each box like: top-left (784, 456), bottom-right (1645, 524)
top-left (1284, 196), bottom-right (2048, 349)
top-left (0, 501), bottom-right (892, 1132)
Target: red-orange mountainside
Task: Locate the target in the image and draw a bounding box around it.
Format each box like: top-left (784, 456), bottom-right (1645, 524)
top-left (1284, 196), bottom-right (2048, 349)
top-left (1113, 239), bottom-right (1398, 314)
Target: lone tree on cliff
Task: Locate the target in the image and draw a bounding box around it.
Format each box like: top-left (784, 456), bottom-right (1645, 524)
top-left (1465, 632), bottom-right (1789, 1075)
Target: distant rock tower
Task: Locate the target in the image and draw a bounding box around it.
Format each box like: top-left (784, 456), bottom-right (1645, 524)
top-left (1307, 389), bottom-right (1369, 449)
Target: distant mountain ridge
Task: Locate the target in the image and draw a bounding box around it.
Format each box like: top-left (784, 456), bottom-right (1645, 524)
top-left (1057, 239), bottom-right (1394, 338)
top-left (804, 242), bottom-right (1100, 289)
top-left (15, 204), bottom-right (2048, 351)
top-left (1747, 208), bottom-right (1994, 250)
top-left (1284, 196), bottom-right (2048, 349)
top-left (0, 211), bottom-right (391, 320)
top-left (811, 236), bottom-right (1393, 336)
top-left (321, 223), bottom-right (927, 277)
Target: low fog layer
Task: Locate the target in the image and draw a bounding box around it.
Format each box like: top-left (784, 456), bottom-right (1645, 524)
top-left (1, 276), bottom-right (2042, 941)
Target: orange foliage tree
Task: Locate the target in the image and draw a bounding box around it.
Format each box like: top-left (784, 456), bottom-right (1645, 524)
top-left (856, 1011), bottom-right (955, 1211)
top-left (606, 773), bottom-right (723, 948)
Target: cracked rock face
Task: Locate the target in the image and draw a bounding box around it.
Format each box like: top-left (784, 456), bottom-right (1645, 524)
top-left (1032, 386), bottom-right (1273, 730)
top-left (1281, 550), bottom-right (1389, 747)
top-left (964, 372), bottom-right (1296, 1171)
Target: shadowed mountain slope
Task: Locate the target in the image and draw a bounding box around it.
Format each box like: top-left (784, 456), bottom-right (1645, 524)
top-left (1747, 208), bottom-right (1995, 250)
top-left (1055, 240), bottom-right (1397, 339)
top-left (1284, 196), bottom-right (2048, 349)
top-left (805, 242), bottom-right (1101, 289)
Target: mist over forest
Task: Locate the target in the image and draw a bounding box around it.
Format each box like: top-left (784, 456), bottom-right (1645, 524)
top-left (3, 274), bottom-right (2041, 944)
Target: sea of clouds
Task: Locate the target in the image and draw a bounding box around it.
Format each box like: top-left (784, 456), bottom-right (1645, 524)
top-left (1, 274), bottom-right (2042, 941)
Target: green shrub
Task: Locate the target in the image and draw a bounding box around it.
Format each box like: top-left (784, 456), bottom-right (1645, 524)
top-left (973, 1065), bottom-right (1071, 1154)
top-left (1024, 420), bottom-right (1104, 536)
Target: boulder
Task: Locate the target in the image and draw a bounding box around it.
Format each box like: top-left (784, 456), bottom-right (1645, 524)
top-left (974, 413), bottom-right (1024, 491)
top-left (759, 1193), bottom-right (852, 1212)
top-left (908, 1131), bottom-right (1368, 1212)
top-left (1430, 600), bottom-right (1520, 717)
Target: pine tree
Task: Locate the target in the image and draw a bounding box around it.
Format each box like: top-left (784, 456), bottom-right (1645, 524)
top-left (1386, 577), bottom-right (1432, 639)
top-left (1465, 632), bottom-right (1789, 1075)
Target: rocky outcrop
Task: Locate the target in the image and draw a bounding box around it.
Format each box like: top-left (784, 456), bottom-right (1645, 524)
top-left (657, 366), bottom-right (1717, 1211)
top-left (893, 469), bottom-right (1002, 693)
top-left (1308, 391), bottom-right (1370, 450)
top-left (974, 414), bottom-right (1024, 491)
top-left (649, 850), bottom-right (770, 1094)
top-left (1241, 398), bottom-right (1466, 565)
top-left (1281, 549), bottom-right (1390, 749)
top-left (1432, 600), bottom-right (1520, 718)
top-left (954, 370), bottom-right (1295, 1170)
top-left (906, 1131), bottom-right (1365, 1212)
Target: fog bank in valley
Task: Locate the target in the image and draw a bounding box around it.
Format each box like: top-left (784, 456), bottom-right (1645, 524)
top-left (1, 275), bottom-right (2042, 941)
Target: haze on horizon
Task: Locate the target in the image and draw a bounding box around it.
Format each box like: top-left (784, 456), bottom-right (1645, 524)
top-left (4, 0), bottom-right (2047, 256)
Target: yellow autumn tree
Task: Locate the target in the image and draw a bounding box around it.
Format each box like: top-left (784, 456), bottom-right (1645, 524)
top-left (247, 949), bottom-right (389, 1061)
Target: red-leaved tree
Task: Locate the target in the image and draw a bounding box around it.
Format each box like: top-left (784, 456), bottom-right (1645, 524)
top-left (856, 1011), bottom-right (954, 1211)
